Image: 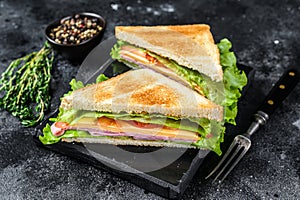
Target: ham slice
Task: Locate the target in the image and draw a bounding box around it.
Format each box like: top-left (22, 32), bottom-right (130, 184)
top-left (119, 45), bottom-right (192, 88)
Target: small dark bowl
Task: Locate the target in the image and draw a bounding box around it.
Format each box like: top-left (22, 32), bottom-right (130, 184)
top-left (45, 12), bottom-right (106, 62)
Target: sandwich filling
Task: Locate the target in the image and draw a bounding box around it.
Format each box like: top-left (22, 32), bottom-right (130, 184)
top-left (41, 105), bottom-right (225, 154)
top-left (111, 39), bottom-right (248, 125)
top-left (50, 116), bottom-right (201, 143)
top-left (50, 118), bottom-right (200, 143)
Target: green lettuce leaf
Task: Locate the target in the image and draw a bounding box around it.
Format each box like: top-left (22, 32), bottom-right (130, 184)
top-left (218, 38), bottom-right (247, 124)
top-left (96, 74), bottom-right (109, 83)
top-left (70, 79), bottom-right (84, 91)
top-left (39, 124), bottom-right (61, 144)
top-left (110, 40), bottom-right (123, 60)
top-left (193, 120), bottom-right (225, 155)
top-left (63, 74), bottom-right (109, 97)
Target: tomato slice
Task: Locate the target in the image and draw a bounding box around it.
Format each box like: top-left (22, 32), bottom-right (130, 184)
top-left (97, 117), bottom-right (118, 127)
top-left (131, 120), bottom-right (161, 129)
top-left (55, 121), bottom-right (69, 128)
top-left (51, 122), bottom-right (69, 137)
top-left (145, 53), bottom-right (158, 64)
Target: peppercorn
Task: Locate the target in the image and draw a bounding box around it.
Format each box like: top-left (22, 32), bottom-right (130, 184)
top-left (50, 14), bottom-right (103, 45)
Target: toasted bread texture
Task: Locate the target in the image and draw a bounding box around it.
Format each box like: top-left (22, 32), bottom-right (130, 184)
top-left (115, 24), bottom-right (223, 82)
top-left (61, 69), bottom-right (223, 121)
top-left (62, 137), bottom-right (199, 149)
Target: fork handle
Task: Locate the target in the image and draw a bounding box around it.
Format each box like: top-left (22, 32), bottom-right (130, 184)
top-left (258, 66), bottom-right (300, 116)
top-left (246, 67), bottom-right (300, 137)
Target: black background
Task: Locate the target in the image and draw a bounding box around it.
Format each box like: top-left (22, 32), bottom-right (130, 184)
top-left (0, 0), bottom-right (299, 199)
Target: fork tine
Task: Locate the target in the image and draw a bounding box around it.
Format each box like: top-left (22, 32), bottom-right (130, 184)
top-left (219, 147), bottom-right (249, 182)
top-left (213, 144), bottom-right (244, 182)
top-left (205, 138), bottom-right (238, 180)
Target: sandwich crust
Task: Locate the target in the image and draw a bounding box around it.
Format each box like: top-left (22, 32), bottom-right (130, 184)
top-left (115, 24), bottom-right (223, 82)
top-left (61, 69), bottom-right (223, 121)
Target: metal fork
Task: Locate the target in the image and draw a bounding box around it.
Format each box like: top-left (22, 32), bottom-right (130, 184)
top-left (206, 66), bottom-right (300, 183)
top-left (205, 111), bottom-right (268, 182)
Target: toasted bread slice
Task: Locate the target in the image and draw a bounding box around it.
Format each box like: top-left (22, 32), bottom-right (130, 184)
top-left (115, 24), bottom-right (223, 82)
top-left (61, 69), bottom-right (223, 121)
top-left (62, 137), bottom-right (199, 148)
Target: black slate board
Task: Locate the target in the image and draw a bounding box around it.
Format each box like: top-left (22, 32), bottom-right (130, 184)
top-left (34, 37), bottom-right (254, 199)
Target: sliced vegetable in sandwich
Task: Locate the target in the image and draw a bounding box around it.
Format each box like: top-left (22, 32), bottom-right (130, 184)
top-left (110, 24), bottom-right (247, 125)
top-left (39, 69), bottom-right (225, 155)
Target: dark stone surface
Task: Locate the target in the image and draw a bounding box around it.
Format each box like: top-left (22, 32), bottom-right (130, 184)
top-left (0, 0), bottom-right (300, 199)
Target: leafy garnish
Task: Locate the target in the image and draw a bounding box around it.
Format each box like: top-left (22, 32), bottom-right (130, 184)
top-left (0, 42), bottom-right (54, 126)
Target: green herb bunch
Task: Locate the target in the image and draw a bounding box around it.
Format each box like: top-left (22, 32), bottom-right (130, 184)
top-left (0, 42), bottom-right (54, 127)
